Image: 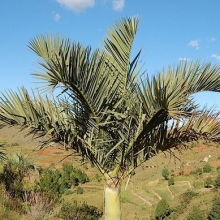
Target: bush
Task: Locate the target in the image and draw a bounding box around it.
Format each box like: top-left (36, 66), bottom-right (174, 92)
top-left (35, 164), bottom-right (89, 196)
top-left (203, 164), bottom-right (213, 173)
top-left (36, 168), bottom-right (63, 196)
top-left (214, 173), bottom-right (220, 188)
top-left (162, 168), bottom-right (169, 180)
top-left (187, 206), bottom-right (205, 220)
top-left (76, 186), bottom-right (84, 194)
top-left (181, 190), bottom-right (198, 206)
top-left (0, 156), bottom-right (59, 219)
top-left (155, 199), bottom-right (171, 219)
top-left (64, 189), bottom-right (73, 195)
top-left (168, 177), bottom-right (174, 186)
top-left (69, 168), bottom-right (89, 185)
top-left (0, 154), bottom-right (36, 199)
top-left (195, 167), bottom-right (203, 175)
top-left (208, 195), bottom-right (220, 220)
top-left (204, 177), bottom-right (214, 188)
top-left (59, 201), bottom-right (102, 220)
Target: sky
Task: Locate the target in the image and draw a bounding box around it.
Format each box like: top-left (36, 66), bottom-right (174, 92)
top-left (0, 0), bottom-right (220, 110)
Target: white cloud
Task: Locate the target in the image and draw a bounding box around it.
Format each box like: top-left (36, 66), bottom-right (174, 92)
top-left (54, 13), bottom-right (61, 21)
top-left (188, 39), bottom-right (199, 49)
top-left (209, 37), bottom-right (217, 42)
top-left (112, 0), bottom-right (124, 11)
top-left (178, 57), bottom-right (191, 61)
top-left (211, 54), bottom-right (220, 61)
top-left (56, 0), bottom-right (95, 13)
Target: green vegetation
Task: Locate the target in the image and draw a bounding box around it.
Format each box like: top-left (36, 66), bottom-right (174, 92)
top-left (155, 198), bottom-right (171, 219)
top-left (182, 190), bottom-right (198, 203)
top-left (59, 201), bottom-right (102, 220)
top-left (76, 186), bottom-right (84, 194)
top-left (172, 189), bottom-right (199, 216)
top-left (35, 163), bottom-right (89, 196)
top-left (0, 154), bottom-right (100, 220)
top-left (214, 173), bottom-right (220, 188)
top-left (0, 154), bottom-right (37, 198)
top-left (162, 168), bottom-right (170, 180)
top-left (168, 177), bottom-right (175, 186)
top-left (203, 163), bottom-right (213, 173)
top-left (192, 167), bottom-right (203, 176)
top-left (204, 177), bottom-right (214, 188)
top-left (187, 206), bottom-right (205, 220)
top-left (208, 195), bottom-right (220, 220)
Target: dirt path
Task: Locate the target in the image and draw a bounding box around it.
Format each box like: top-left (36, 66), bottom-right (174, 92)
top-left (131, 190), bottom-right (152, 206)
top-left (181, 181), bottom-right (192, 189)
top-left (130, 182), bottom-right (152, 206)
top-left (167, 186), bottom-right (174, 198)
top-left (149, 189), bottom-right (162, 200)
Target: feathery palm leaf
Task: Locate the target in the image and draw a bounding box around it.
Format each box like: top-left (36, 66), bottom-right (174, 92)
top-left (102, 16), bottom-right (141, 90)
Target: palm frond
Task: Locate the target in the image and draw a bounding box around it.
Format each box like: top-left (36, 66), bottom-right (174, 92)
top-left (139, 61), bottom-right (220, 121)
top-left (102, 16), bottom-right (141, 90)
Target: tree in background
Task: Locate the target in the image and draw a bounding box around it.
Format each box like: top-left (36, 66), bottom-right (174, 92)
top-left (155, 198), bottom-right (171, 220)
top-left (162, 168), bottom-right (170, 180)
top-left (1, 16), bottom-right (220, 220)
top-left (204, 177), bottom-right (214, 188)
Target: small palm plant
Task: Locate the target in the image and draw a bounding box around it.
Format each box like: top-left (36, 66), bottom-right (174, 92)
top-left (0, 16), bottom-right (220, 219)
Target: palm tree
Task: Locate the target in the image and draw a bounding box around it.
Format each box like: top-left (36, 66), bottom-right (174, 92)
top-left (1, 16), bottom-right (220, 219)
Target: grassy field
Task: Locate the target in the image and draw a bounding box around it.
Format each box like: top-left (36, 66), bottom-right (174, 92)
top-left (0, 125), bottom-right (220, 219)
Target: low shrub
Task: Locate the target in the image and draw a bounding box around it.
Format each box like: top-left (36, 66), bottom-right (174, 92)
top-left (204, 177), bottom-right (214, 188)
top-left (208, 195), bottom-right (220, 220)
top-left (214, 173), bottom-right (220, 188)
top-left (76, 186), bottom-right (84, 194)
top-left (35, 163), bottom-right (89, 196)
top-left (181, 190), bottom-right (198, 207)
top-left (182, 190), bottom-right (198, 201)
top-left (168, 177), bottom-right (175, 186)
top-left (187, 206), bottom-right (205, 220)
top-left (0, 154), bottom-right (37, 199)
top-left (59, 201), bottom-right (102, 220)
top-left (190, 167), bottom-right (203, 176)
top-left (203, 164), bottom-right (213, 173)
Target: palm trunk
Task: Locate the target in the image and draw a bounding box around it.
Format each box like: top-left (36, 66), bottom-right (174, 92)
top-left (104, 185), bottom-right (121, 220)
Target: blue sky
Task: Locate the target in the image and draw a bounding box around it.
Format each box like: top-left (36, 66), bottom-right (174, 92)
top-left (0, 0), bottom-right (220, 109)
